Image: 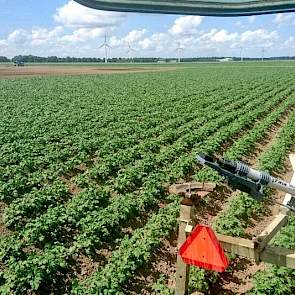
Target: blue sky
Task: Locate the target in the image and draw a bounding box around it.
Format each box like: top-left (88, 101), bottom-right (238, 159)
top-left (0, 0), bottom-right (294, 58)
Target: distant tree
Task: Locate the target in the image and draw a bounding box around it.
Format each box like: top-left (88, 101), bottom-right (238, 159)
top-left (0, 56), bottom-right (10, 62)
top-left (4, 54), bottom-right (295, 64)
top-left (47, 56), bottom-right (58, 63)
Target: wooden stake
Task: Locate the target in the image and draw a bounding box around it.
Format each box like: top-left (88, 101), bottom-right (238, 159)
top-left (176, 204), bottom-right (193, 295)
top-left (254, 213), bottom-right (288, 255)
top-left (171, 182), bottom-right (215, 295)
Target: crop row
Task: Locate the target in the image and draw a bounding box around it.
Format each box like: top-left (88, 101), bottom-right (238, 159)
top-left (249, 215), bottom-right (295, 294)
top-left (0, 86), bottom-right (283, 294)
top-left (66, 85), bottom-right (289, 258)
top-left (247, 110), bottom-right (295, 294)
top-left (75, 79), bottom-right (272, 186)
top-left (178, 93), bottom-right (295, 292)
top-left (1, 67), bottom-right (295, 294)
top-left (0, 94), bottom-right (255, 206)
top-left (66, 86), bottom-right (290, 250)
top-left (0, 175), bottom-right (166, 294)
top-left (0, 76), bottom-right (268, 207)
top-left (3, 82), bottom-right (249, 206)
top-left (71, 90), bottom-right (295, 295)
top-left (0, 91), bottom-right (261, 241)
top-left (213, 105), bottom-right (295, 237)
top-left (1, 72), bottom-right (260, 201)
top-left (192, 101), bottom-right (295, 294)
top-left (2, 82), bottom-right (283, 234)
top-left (71, 200), bottom-right (180, 295)
top-left (172, 85), bottom-right (294, 182)
top-left (193, 88), bottom-right (295, 182)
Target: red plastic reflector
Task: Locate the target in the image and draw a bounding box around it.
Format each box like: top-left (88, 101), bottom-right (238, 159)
top-left (179, 224), bottom-right (229, 272)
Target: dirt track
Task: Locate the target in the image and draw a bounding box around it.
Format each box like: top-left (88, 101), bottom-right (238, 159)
top-left (0, 65), bottom-right (174, 78)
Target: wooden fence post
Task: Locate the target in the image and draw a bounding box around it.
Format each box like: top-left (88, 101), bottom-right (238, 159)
top-left (175, 204), bottom-right (194, 295)
top-left (171, 182), bottom-right (216, 295)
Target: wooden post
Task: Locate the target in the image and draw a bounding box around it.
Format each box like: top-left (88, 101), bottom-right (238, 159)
top-left (253, 154), bottom-right (295, 262)
top-left (176, 204), bottom-right (193, 295)
top-left (254, 212), bottom-right (289, 263)
top-left (172, 182), bottom-right (216, 295)
top-left (215, 233), bottom-right (295, 269)
top-left (173, 155), bottom-right (295, 295)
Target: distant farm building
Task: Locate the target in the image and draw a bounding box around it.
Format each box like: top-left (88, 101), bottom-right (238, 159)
top-left (218, 58), bottom-right (233, 62)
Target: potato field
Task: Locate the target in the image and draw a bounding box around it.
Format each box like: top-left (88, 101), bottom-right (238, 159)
top-left (1, 62), bottom-right (295, 294)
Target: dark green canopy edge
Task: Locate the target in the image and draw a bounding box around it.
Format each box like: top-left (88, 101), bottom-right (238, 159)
top-left (74, 0), bottom-right (295, 16)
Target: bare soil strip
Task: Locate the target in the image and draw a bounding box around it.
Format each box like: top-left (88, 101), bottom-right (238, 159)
top-left (243, 113), bottom-right (292, 167)
top-left (127, 229), bottom-right (179, 295)
top-left (0, 66), bottom-right (175, 79)
top-left (246, 112), bottom-right (293, 237)
top-left (0, 201), bottom-right (10, 236)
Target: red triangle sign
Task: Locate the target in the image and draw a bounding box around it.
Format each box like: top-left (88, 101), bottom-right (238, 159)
top-left (179, 225), bottom-right (229, 272)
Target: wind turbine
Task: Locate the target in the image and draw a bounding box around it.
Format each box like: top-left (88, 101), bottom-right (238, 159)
top-left (126, 42), bottom-right (136, 62)
top-left (261, 47), bottom-right (265, 61)
top-left (99, 34), bottom-right (112, 64)
top-left (242, 45), bottom-right (266, 61)
top-left (176, 42), bottom-right (184, 63)
top-left (239, 46), bottom-right (244, 62)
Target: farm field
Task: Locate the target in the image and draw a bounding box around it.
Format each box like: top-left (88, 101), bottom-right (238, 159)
top-left (0, 64), bottom-right (176, 79)
top-left (1, 61), bottom-right (295, 78)
top-left (1, 62), bottom-right (295, 294)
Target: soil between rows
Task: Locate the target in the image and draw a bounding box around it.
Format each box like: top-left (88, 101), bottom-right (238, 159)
top-left (126, 106), bottom-right (295, 294)
top-left (207, 121), bottom-right (295, 294)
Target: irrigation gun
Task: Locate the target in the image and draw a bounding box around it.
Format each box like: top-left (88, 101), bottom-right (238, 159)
top-left (197, 154), bottom-right (295, 212)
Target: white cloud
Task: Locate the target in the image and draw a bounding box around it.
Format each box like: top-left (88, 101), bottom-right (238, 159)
top-left (240, 29), bottom-right (278, 45)
top-left (30, 27), bottom-right (64, 46)
top-left (109, 27), bottom-right (280, 58)
top-left (284, 36), bottom-right (295, 48)
top-left (138, 38), bottom-right (153, 51)
top-left (60, 28), bottom-right (105, 43)
top-left (124, 29), bottom-right (147, 43)
top-left (110, 29), bottom-right (147, 48)
top-left (1, 25), bottom-right (282, 58)
top-left (210, 29), bottom-right (238, 43)
top-left (8, 29), bottom-right (29, 44)
top-left (275, 14), bottom-right (285, 24)
top-left (138, 33), bottom-right (168, 52)
top-left (0, 0), bottom-right (130, 57)
top-left (7, 27), bottom-right (65, 47)
top-left (197, 29), bottom-right (238, 44)
top-left (54, 0), bottom-right (126, 29)
top-left (169, 16), bottom-right (204, 35)
top-left (0, 39), bottom-right (7, 48)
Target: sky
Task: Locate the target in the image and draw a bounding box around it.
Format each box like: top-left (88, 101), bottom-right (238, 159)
top-left (0, 0), bottom-right (294, 58)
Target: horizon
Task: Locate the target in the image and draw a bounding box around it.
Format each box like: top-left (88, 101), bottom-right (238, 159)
top-left (2, 54), bottom-right (295, 61)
